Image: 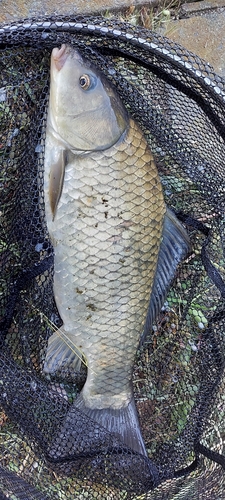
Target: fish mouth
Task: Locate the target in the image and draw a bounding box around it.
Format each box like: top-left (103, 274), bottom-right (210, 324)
top-left (51, 44), bottom-right (83, 71)
top-left (52, 44), bottom-right (69, 71)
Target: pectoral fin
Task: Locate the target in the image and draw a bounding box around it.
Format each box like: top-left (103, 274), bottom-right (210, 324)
top-left (49, 149), bottom-right (67, 220)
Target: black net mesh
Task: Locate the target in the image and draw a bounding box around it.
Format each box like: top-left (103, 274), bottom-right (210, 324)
top-left (0, 15), bottom-right (225, 500)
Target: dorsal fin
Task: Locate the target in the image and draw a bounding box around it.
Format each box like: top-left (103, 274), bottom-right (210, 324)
top-left (141, 208), bottom-right (191, 344)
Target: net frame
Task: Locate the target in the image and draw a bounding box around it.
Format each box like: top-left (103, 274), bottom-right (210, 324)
top-left (0, 15), bottom-right (225, 500)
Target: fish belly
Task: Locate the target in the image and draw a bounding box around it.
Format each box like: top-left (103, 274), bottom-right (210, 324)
top-left (44, 118), bottom-right (165, 410)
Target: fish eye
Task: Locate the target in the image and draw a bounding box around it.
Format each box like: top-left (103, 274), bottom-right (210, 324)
top-left (79, 74), bottom-right (94, 91)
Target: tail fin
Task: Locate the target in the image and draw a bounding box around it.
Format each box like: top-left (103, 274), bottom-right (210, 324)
top-left (43, 328), bottom-right (82, 374)
top-left (74, 393), bottom-right (147, 456)
top-left (47, 395), bottom-right (159, 491)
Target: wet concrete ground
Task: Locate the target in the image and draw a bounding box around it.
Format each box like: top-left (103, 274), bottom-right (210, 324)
top-left (0, 0), bottom-right (224, 79)
top-left (165, 0), bottom-right (225, 78)
top-left (0, 0), bottom-right (147, 22)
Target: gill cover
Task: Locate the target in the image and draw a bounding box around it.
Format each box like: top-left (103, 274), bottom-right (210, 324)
top-left (48, 44), bottom-right (128, 151)
top-left (47, 44), bottom-right (128, 217)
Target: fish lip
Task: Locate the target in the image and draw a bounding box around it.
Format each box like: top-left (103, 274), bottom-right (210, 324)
top-left (51, 44), bottom-right (83, 71)
top-left (51, 44), bottom-right (71, 71)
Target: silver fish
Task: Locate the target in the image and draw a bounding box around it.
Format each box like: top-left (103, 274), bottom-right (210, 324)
top-left (43, 44), bottom-right (190, 456)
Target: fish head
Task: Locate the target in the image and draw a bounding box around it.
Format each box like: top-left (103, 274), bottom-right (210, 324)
top-left (49, 44), bottom-right (128, 151)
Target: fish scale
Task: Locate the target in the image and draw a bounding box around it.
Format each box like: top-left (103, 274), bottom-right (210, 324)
top-left (43, 44), bottom-right (190, 456)
top-left (45, 118), bottom-right (164, 402)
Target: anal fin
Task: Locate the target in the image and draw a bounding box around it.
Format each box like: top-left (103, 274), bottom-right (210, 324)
top-left (43, 328), bottom-right (82, 374)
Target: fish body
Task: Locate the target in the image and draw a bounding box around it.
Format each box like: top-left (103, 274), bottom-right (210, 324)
top-left (43, 45), bottom-right (190, 456)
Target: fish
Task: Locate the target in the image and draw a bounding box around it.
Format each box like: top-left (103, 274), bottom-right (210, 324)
top-left (43, 44), bottom-right (190, 457)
